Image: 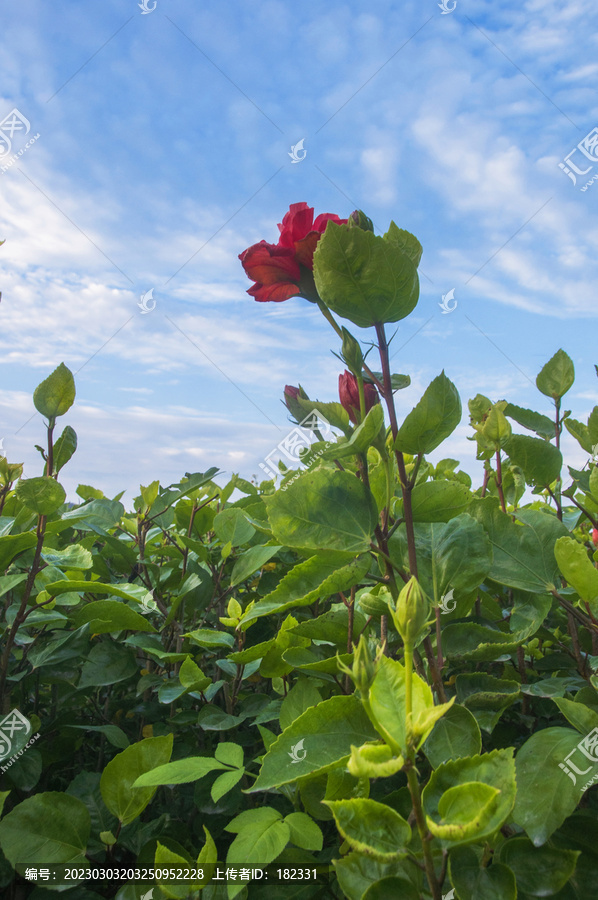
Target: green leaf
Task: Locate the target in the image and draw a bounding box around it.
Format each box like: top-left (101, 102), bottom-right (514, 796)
top-left (564, 417), bottom-right (593, 454)
top-left (0, 792), bottom-right (89, 868)
top-left (422, 749), bottom-right (516, 848)
top-left (179, 656), bottom-right (211, 693)
top-left (389, 514), bottom-right (493, 611)
top-left (100, 735), bottom-right (173, 824)
top-left (133, 757), bottom-right (228, 787)
top-left (33, 362), bottom-right (76, 418)
top-left (283, 811), bottom-right (323, 851)
top-left (184, 628), bottom-right (235, 649)
top-left (410, 481), bottom-right (472, 523)
top-left (552, 697), bottom-right (598, 735)
top-left (503, 403), bottom-right (556, 439)
top-left (504, 434), bottom-right (562, 487)
top-left (428, 781), bottom-right (500, 841)
top-left (383, 222), bottom-right (423, 267)
top-left (442, 622), bottom-right (521, 661)
top-left (47, 578), bottom-right (155, 610)
top-left (240, 552), bottom-right (370, 625)
top-left (369, 657), bottom-right (452, 753)
top-left (469, 499), bottom-right (569, 593)
top-left (41, 544), bottom-right (92, 569)
top-left (230, 544), bottom-right (282, 586)
top-left (248, 695), bottom-right (378, 791)
top-left (313, 221), bottom-right (419, 328)
top-left (325, 798), bottom-right (411, 861)
top-left (211, 768), bottom-right (244, 803)
top-left (512, 727), bottom-right (595, 845)
top-left (72, 599), bottom-right (157, 634)
top-left (264, 468), bottom-right (378, 552)
top-left (279, 679), bottom-right (322, 731)
top-left (16, 476), bottom-right (66, 515)
top-left (423, 704), bottom-right (482, 769)
top-left (456, 673), bottom-right (520, 733)
top-left (498, 835), bottom-right (579, 895)
top-left (394, 372), bottom-right (462, 455)
top-left (536, 349), bottom-right (575, 399)
top-left (66, 724), bottom-right (129, 749)
top-left (224, 806), bottom-right (290, 866)
top-left (78, 641), bottom-right (138, 688)
top-left (289, 606), bottom-right (366, 647)
top-left (320, 405), bottom-right (385, 459)
top-left (334, 852), bottom-right (420, 900)
top-left (448, 845), bottom-right (516, 900)
top-left (213, 507), bottom-right (256, 545)
top-left (555, 536), bottom-right (598, 612)
top-left (53, 425), bottom-right (77, 473)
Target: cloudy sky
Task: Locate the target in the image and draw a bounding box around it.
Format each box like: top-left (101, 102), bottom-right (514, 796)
top-left (1, 0), bottom-right (597, 503)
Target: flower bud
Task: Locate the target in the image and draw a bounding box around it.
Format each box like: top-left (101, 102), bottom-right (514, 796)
top-left (392, 576), bottom-right (430, 645)
top-left (339, 370), bottom-right (379, 425)
top-left (341, 328), bottom-right (364, 376)
top-left (593, 528), bottom-right (598, 547)
top-left (283, 384), bottom-right (309, 422)
top-left (348, 209), bottom-right (374, 232)
top-left (337, 635), bottom-right (382, 695)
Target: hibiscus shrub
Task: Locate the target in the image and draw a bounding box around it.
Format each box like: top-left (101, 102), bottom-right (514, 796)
top-left (1, 205), bottom-right (598, 899)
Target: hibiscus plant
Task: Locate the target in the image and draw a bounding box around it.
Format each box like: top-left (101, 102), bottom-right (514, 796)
top-left (0, 203), bottom-right (597, 899)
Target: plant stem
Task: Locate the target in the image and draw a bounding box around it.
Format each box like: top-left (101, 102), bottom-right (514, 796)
top-left (405, 763), bottom-right (441, 899)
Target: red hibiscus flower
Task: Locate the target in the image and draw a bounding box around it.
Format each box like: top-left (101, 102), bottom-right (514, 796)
top-left (592, 528), bottom-right (598, 547)
top-left (277, 202), bottom-right (347, 269)
top-left (338, 370), bottom-right (379, 424)
top-left (239, 202), bottom-right (347, 303)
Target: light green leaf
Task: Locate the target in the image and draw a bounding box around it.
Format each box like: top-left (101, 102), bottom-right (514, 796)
top-left (16, 477), bottom-right (66, 516)
top-left (41, 544), bottom-right (92, 569)
top-left (224, 806), bottom-right (290, 866)
top-left (248, 695), bottom-right (378, 791)
top-left (213, 507), bottom-right (256, 545)
top-left (427, 781), bottom-right (500, 841)
top-left (503, 403), bottom-right (556, 439)
top-left (394, 372), bottom-right (461, 455)
top-left (284, 811), bottom-right (323, 851)
top-left (53, 425), bottom-right (77, 474)
top-left (512, 727), bottom-right (594, 845)
top-left (536, 349), bottom-right (574, 399)
top-left (422, 749), bottom-right (516, 848)
top-left (504, 434), bottom-right (562, 487)
top-left (555, 536), bottom-right (598, 613)
top-left (133, 757), bottom-right (228, 787)
top-left (325, 798), bottom-right (411, 861)
top-left (33, 363), bottom-right (76, 418)
top-left (369, 656), bottom-right (440, 754)
top-left (240, 552), bottom-right (370, 625)
top-left (410, 481), bottom-right (472, 523)
top-left (230, 544), bottom-right (282, 586)
top-left (100, 735), bottom-right (173, 824)
top-left (210, 768), bottom-right (244, 804)
top-left (320, 405), bottom-right (384, 459)
top-left (0, 792), bottom-right (89, 868)
top-left (469, 498), bottom-right (569, 593)
top-left (264, 468), bottom-right (378, 552)
top-left (72, 599), bottom-right (157, 634)
top-left (313, 221), bottom-right (419, 328)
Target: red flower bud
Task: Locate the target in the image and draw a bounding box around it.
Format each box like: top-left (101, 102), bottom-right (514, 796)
top-left (284, 385), bottom-right (301, 401)
top-left (338, 370), bottom-right (378, 424)
top-left (592, 528), bottom-right (598, 547)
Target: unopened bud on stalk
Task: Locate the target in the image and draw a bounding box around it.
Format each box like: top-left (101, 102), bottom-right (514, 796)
top-left (337, 635), bottom-right (382, 695)
top-left (283, 384), bottom-right (309, 423)
top-left (392, 576), bottom-right (430, 645)
top-left (348, 209), bottom-right (374, 232)
top-left (340, 327), bottom-right (364, 376)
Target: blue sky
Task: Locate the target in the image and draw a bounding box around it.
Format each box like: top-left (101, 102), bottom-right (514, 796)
top-left (1, 0), bottom-right (597, 502)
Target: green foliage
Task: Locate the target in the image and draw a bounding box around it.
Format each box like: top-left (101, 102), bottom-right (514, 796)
top-left (0, 231), bottom-right (596, 899)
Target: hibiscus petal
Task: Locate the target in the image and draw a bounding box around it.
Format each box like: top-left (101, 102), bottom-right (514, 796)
top-left (247, 282), bottom-right (300, 302)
